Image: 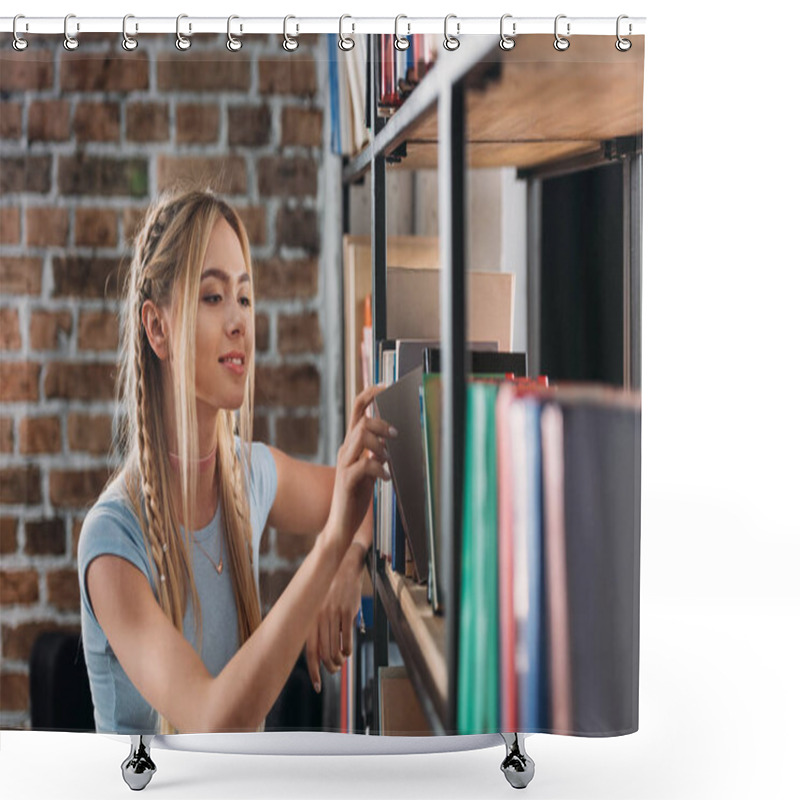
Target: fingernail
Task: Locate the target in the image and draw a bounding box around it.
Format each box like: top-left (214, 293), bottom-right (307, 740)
top-left (388, 426), bottom-right (398, 438)
top-left (314, 682), bottom-right (321, 694)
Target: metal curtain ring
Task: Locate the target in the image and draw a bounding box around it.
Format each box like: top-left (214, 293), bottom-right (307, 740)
top-left (443, 14), bottom-right (460, 51)
top-left (394, 15), bottom-right (410, 51)
top-left (499, 14), bottom-right (516, 51)
top-left (227, 15), bottom-right (242, 52)
top-left (63, 13), bottom-right (79, 51)
top-left (12, 15), bottom-right (28, 51)
top-left (175, 14), bottom-right (191, 51)
top-left (616, 14), bottom-right (632, 51)
top-left (554, 14), bottom-right (570, 51)
top-left (283, 15), bottom-right (299, 51)
top-left (338, 15), bottom-right (355, 51)
top-left (122, 14), bottom-right (138, 51)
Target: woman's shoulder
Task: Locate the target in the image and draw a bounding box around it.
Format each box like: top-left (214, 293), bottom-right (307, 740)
top-left (234, 436), bottom-right (278, 523)
top-left (77, 475), bottom-right (147, 570)
top-left (234, 436), bottom-right (275, 479)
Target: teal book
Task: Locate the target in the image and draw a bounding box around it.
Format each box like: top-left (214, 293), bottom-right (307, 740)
top-left (458, 380), bottom-right (500, 733)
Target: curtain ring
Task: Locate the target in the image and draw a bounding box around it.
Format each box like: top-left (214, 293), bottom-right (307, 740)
top-left (12, 15), bottom-right (28, 51)
top-left (394, 15), bottom-right (410, 51)
top-left (175, 14), bottom-right (191, 51)
top-left (499, 14), bottom-right (516, 51)
top-left (616, 15), bottom-right (632, 51)
top-left (283, 15), bottom-right (299, 51)
top-left (338, 15), bottom-right (355, 51)
top-left (63, 13), bottom-right (79, 51)
top-left (227, 15), bottom-right (243, 52)
top-left (554, 14), bottom-right (570, 51)
top-left (443, 14), bottom-right (460, 51)
top-left (122, 14), bottom-right (138, 51)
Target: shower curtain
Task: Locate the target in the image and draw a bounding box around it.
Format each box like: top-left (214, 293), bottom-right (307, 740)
top-left (0, 25), bottom-right (643, 741)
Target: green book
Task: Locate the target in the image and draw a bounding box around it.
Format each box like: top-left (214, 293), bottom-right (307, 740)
top-left (458, 380), bottom-right (500, 733)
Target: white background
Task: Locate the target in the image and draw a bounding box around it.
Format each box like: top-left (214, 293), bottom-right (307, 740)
top-left (2, 1), bottom-right (799, 798)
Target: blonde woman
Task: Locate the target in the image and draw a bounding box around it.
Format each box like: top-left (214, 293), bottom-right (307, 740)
top-left (77, 188), bottom-right (393, 734)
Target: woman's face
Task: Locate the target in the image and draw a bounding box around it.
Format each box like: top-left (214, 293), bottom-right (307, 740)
top-left (193, 217), bottom-right (254, 414)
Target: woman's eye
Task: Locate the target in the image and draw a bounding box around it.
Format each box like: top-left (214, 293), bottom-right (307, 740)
top-left (239, 296), bottom-right (251, 307)
top-left (204, 294), bottom-right (222, 303)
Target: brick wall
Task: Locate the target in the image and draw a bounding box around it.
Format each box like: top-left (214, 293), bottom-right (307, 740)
top-left (0, 32), bottom-right (329, 729)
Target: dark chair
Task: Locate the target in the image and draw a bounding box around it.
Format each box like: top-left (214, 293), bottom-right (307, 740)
top-left (29, 631), bottom-right (95, 731)
top-left (29, 630), bottom-right (321, 732)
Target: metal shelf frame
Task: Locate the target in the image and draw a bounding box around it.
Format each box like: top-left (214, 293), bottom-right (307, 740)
top-left (342, 33), bottom-right (643, 737)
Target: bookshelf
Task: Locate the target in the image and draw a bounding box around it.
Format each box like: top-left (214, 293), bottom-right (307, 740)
top-left (340, 33), bottom-right (643, 735)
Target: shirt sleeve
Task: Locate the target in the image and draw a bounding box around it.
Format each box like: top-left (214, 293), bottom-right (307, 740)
top-left (249, 441), bottom-right (278, 535)
top-left (77, 500), bottom-right (155, 628)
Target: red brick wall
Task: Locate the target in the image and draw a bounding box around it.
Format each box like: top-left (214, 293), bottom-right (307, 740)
top-left (0, 33), bottom-right (327, 728)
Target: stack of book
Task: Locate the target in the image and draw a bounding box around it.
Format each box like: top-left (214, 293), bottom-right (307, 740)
top-left (457, 380), bottom-right (641, 736)
top-left (328, 34), bottom-right (439, 156)
top-left (377, 373), bottom-right (641, 737)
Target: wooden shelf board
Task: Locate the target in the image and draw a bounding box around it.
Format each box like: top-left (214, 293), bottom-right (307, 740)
top-left (373, 560), bottom-right (447, 732)
top-left (348, 34), bottom-right (644, 175)
top-left (390, 140), bottom-right (604, 171)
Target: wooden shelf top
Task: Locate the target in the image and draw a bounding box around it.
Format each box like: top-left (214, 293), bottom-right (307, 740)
top-left (348, 34), bottom-right (644, 176)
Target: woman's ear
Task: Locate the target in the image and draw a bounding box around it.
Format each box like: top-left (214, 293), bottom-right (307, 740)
top-left (141, 300), bottom-right (170, 361)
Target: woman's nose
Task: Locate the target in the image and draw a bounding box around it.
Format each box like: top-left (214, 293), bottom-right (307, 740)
top-left (226, 300), bottom-right (247, 337)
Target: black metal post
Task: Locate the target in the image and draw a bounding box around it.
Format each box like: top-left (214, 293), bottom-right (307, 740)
top-left (438, 77), bottom-right (467, 735)
top-left (527, 178), bottom-right (543, 380)
top-left (625, 149), bottom-right (643, 391)
top-left (369, 33), bottom-right (389, 736)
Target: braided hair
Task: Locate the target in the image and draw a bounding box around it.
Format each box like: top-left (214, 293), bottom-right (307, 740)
top-left (109, 187), bottom-right (263, 734)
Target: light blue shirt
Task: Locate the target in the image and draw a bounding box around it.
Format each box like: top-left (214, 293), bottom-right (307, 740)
top-left (77, 439), bottom-right (278, 734)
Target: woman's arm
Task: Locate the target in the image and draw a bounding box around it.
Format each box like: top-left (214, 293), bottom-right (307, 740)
top-left (266, 449), bottom-right (334, 536)
top-left (87, 522), bottom-right (345, 732)
top-left (87, 383), bottom-right (393, 732)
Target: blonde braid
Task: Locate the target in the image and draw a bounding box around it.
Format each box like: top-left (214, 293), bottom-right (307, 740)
top-left (229, 427), bottom-right (253, 562)
top-left (134, 304), bottom-right (170, 605)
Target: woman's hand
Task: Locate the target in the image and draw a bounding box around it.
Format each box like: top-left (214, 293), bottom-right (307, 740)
top-left (305, 541), bottom-right (366, 692)
top-left (322, 384), bottom-right (395, 561)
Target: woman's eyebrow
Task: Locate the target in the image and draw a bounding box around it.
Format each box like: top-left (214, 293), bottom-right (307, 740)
top-left (200, 268), bottom-right (250, 285)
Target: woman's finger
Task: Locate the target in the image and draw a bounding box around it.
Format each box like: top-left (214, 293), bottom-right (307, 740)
top-left (321, 614), bottom-right (339, 674)
top-left (351, 454), bottom-right (391, 485)
top-left (340, 421), bottom-right (388, 468)
top-left (305, 634), bottom-right (321, 694)
top-left (329, 615), bottom-right (342, 669)
top-left (348, 383), bottom-right (386, 432)
top-left (340, 614), bottom-right (354, 659)
top-left (364, 416), bottom-right (397, 442)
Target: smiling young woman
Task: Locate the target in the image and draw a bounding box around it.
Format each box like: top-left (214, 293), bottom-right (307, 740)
top-left (77, 187), bottom-right (393, 735)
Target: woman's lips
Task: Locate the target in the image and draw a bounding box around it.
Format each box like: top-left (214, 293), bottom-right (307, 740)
top-left (220, 358), bottom-right (245, 376)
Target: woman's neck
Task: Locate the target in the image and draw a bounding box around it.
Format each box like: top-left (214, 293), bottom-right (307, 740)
top-left (169, 462), bottom-right (220, 531)
top-left (167, 443), bottom-right (217, 471)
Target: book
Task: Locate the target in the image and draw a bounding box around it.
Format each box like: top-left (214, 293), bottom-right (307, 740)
top-left (559, 394), bottom-right (641, 735)
top-left (421, 374), bottom-right (442, 613)
top-left (327, 35), bottom-right (342, 155)
top-left (399, 339), bottom-right (498, 379)
top-left (518, 395), bottom-right (546, 732)
top-left (458, 380), bottom-right (500, 734)
top-left (386, 268), bottom-right (515, 352)
top-left (378, 666), bottom-right (432, 736)
top-left (423, 348), bottom-right (526, 377)
top-left (540, 402), bottom-right (572, 733)
top-left (341, 235), bottom-right (439, 420)
top-left (373, 366), bottom-right (429, 584)
top-left (495, 383), bottom-right (517, 731)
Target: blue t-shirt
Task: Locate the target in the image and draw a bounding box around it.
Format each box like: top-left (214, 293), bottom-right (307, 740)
top-left (77, 439), bottom-right (278, 734)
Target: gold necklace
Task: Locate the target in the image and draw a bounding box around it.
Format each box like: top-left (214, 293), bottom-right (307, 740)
top-left (193, 529), bottom-right (224, 575)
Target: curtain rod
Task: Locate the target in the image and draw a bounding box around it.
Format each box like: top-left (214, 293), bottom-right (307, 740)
top-left (0, 16), bottom-right (646, 38)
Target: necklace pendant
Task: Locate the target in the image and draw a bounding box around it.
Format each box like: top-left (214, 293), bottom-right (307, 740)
top-left (216, 560), bottom-right (223, 574)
